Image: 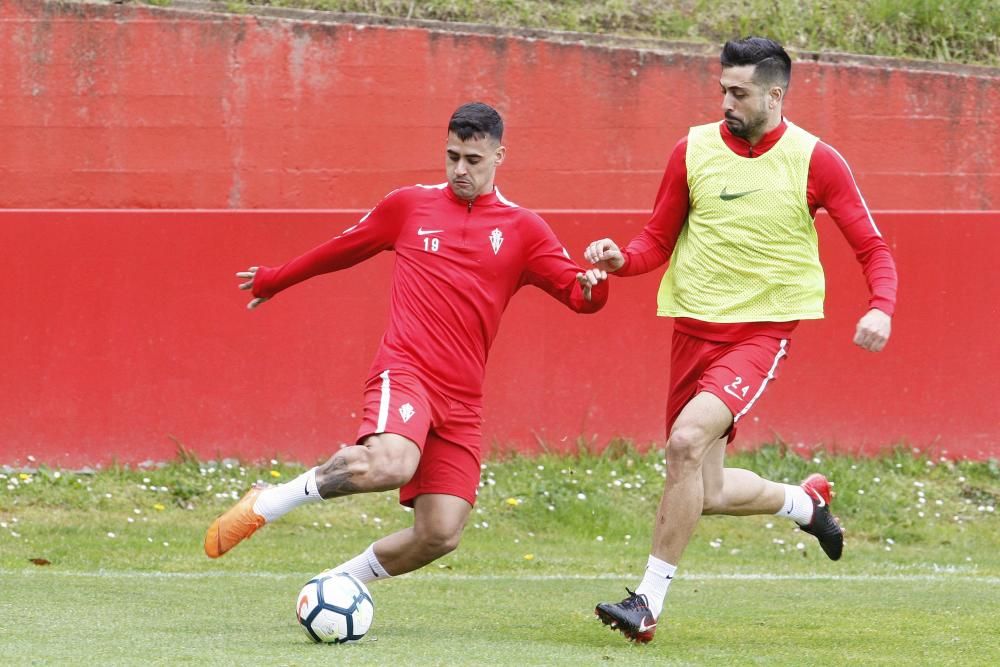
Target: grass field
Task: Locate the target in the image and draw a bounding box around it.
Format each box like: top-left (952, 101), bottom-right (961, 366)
top-left (2, 446), bottom-right (999, 665)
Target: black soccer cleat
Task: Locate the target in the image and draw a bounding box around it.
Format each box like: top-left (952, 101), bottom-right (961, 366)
top-left (595, 588), bottom-right (658, 643)
top-left (799, 473), bottom-right (844, 561)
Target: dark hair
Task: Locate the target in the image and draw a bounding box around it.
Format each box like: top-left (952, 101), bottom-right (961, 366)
top-left (448, 102), bottom-right (504, 143)
top-left (721, 37), bottom-right (791, 90)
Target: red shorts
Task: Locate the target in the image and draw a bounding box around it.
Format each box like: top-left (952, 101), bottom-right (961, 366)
top-left (666, 330), bottom-right (791, 443)
top-left (356, 368), bottom-right (483, 507)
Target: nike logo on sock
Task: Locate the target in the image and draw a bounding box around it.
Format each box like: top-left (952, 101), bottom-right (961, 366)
top-left (304, 480), bottom-right (310, 496)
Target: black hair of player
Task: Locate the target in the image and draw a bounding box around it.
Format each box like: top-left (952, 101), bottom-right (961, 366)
top-left (448, 102), bottom-right (504, 143)
top-left (721, 37), bottom-right (792, 91)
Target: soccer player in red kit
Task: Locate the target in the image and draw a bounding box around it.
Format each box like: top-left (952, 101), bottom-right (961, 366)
top-left (205, 103), bottom-right (610, 585)
top-left (587, 38), bottom-right (898, 643)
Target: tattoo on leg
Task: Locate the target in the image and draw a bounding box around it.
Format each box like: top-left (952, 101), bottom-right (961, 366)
top-left (318, 456), bottom-right (361, 499)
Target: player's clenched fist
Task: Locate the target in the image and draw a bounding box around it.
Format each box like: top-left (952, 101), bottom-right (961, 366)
top-left (576, 268), bottom-right (608, 302)
top-left (853, 308), bottom-right (891, 352)
top-left (584, 238), bottom-right (625, 272)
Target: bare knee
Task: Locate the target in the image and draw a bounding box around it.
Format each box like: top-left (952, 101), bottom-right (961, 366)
top-left (666, 424), bottom-right (713, 472)
top-left (316, 436), bottom-right (417, 496)
top-left (414, 522), bottom-right (464, 560)
top-left (359, 440), bottom-right (415, 488)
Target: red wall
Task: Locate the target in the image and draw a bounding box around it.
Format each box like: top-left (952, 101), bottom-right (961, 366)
top-left (2, 2), bottom-right (999, 464)
top-left (3, 209), bottom-right (998, 466)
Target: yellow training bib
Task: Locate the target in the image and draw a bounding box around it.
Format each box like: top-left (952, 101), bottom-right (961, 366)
top-left (658, 121), bottom-right (825, 322)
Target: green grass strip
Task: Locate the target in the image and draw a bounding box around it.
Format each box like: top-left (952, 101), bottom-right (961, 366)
top-left (2, 446), bottom-right (998, 663)
top-left (203, 0), bottom-right (1000, 67)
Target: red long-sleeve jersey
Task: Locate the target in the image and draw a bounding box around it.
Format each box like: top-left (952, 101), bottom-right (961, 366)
top-left (252, 184), bottom-right (608, 403)
top-left (618, 119), bottom-right (898, 341)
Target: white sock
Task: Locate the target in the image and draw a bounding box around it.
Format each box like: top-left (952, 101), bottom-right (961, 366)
top-left (776, 483), bottom-right (814, 525)
top-left (252, 467), bottom-right (321, 522)
top-left (329, 544), bottom-right (392, 585)
top-left (634, 555), bottom-right (676, 619)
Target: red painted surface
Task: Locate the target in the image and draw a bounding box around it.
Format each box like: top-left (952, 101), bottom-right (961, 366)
top-left (1, 2), bottom-right (998, 464)
top-left (0, 1), bottom-right (997, 211)
top-left (2, 209), bottom-right (998, 466)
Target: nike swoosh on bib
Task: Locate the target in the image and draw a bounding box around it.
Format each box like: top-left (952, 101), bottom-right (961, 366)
top-left (417, 228), bottom-right (444, 236)
top-left (720, 187), bottom-right (762, 201)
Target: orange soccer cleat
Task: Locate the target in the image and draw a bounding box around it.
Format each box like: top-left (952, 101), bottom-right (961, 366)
top-left (204, 484), bottom-right (268, 558)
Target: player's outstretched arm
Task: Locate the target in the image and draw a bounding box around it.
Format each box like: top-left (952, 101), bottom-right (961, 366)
top-left (236, 189), bottom-right (408, 308)
top-left (236, 266), bottom-right (270, 310)
top-left (583, 239), bottom-right (625, 273)
top-left (853, 308), bottom-right (891, 352)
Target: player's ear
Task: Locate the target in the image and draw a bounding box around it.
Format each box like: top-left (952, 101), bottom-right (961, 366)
top-left (769, 85), bottom-right (784, 108)
top-left (494, 144), bottom-right (506, 167)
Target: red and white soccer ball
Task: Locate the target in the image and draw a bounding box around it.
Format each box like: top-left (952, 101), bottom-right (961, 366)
top-left (296, 572), bottom-right (375, 644)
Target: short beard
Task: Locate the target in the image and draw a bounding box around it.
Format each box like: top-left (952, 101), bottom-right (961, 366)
top-left (727, 112), bottom-right (767, 140)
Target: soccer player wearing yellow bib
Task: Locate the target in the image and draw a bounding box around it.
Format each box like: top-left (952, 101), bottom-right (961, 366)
top-left (587, 37), bottom-right (898, 643)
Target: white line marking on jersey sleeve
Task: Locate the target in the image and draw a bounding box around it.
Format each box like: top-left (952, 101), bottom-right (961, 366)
top-left (825, 143), bottom-right (882, 237)
top-left (494, 187), bottom-right (519, 208)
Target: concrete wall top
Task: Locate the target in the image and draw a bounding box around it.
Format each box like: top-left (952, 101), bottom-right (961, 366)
top-left (1, 0), bottom-right (998, 211)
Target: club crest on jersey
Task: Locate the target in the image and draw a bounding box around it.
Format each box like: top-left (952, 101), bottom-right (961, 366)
top-left (399, 403), bottom-right (415, 423)
top-left (489, 228), bottom-right (504, 255)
